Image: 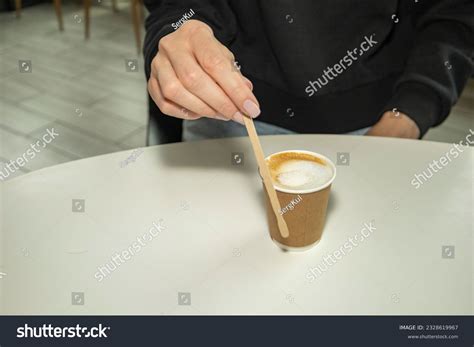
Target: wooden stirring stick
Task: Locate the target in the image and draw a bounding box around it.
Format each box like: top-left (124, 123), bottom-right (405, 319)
top-left (243, 115), bottom-right (290, 238)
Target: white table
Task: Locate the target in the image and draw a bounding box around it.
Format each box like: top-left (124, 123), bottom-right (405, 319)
top-left (0, 135), bottom-right (472, 315)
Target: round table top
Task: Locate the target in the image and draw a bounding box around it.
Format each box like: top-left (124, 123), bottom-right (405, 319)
top-left (1, 135), bottom-right (472, 314)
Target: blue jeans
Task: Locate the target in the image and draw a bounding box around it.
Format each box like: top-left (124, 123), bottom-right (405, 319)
top-left (182, 118), bottom-right (371, 141)
top-left (147, 117), bottom-right (371, 145)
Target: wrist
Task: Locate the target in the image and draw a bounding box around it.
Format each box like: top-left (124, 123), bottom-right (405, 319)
top-left (366, 110), bottom-right (420, 139)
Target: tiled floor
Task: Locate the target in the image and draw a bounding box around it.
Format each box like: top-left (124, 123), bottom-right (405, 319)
top-left (1, 1), bottom-right (148, 179)
top-left (1, 2), bottom-right (473, 181)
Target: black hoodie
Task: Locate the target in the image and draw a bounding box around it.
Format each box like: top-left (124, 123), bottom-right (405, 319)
top-left (144, 0), bottom-right (474, 140)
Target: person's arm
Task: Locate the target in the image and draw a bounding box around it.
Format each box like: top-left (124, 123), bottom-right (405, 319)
top-left (143, 1), bottom-right (259, 124)
top-left (368, 0), bottom-right (474, 138)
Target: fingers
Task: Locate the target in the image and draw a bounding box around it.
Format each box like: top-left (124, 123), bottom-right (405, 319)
top-left (192, 30), bottom-right (260, 118)
top-left (168, 49), bottom-right (242, 121)
top-left (242, 76), bottom-right (253, 91)
top-left (149, 19), bottom-right (258, 124)
top-left (218, 43), bottom-right (254, 92)
top-left (155, 54), bottom-right (218, 117)
top-left (147, 75), bottom-right (202, 120)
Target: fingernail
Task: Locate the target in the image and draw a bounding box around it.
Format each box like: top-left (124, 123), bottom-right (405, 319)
top-left (243, 99), bottom-right (260, 118)
top-left (233, 111), bottom-right (245, 125)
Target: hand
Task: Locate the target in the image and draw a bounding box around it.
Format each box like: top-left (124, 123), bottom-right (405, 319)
top-left (147, 20), bottom-right (260, 124)
top-left (366, 110), bottom-right (420, 139)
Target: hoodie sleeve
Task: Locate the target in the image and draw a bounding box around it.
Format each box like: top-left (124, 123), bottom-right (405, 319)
top-left (384, 0), bottom-right (474, 137)
top-left (143, 0), bottom-right (237, 79)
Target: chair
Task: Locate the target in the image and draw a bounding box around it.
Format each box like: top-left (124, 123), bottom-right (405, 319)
top-left (83, 0), bottom-right (119, 39)
top-left (14, 0), bottom-right (63, 30)
top-left (15, 0), bottom-right (21, 17)
top-left (14, 0), bottom-right (143, 53)
top-left (130, 0), bottom-right (144, 53)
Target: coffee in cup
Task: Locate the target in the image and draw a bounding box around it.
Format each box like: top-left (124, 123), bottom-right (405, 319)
top-left (261, 150), bottom-right (336, 251)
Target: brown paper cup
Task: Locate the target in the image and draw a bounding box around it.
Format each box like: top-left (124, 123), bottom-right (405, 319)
top-left (260, 150), bottom-right (336, 251)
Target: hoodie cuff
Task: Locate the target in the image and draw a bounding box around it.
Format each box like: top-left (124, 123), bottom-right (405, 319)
top-left (383, 82), bottom-right (443, 138)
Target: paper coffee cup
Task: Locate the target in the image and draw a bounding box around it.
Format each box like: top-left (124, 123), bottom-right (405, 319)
top-left (260, 150), bottom-right (336, 251)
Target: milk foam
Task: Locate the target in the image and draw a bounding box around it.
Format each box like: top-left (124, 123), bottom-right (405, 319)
top-left (274, 159), bottom-right (333, 191)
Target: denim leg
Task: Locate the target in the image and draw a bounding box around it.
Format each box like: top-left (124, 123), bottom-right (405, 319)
top-left (178, 118), bottom-right (372, 142)
top-left (182, 118), bottom-right (296, 141)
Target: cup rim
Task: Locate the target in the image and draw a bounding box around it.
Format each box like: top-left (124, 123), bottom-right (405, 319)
top-left (261, 149), bottom-right (337, 194)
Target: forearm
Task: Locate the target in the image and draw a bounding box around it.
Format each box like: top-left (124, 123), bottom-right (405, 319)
top-left (383, 0), bottom-right (474, 137)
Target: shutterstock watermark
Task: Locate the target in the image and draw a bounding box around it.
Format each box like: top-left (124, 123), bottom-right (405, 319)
top-left (0, 128), bottom-right (59, 181)
top-left (306, 220), bottom-right (376, 282)
top-left (119, 148), bottom-right (143, 168)
top-left (17, 323), bottom-right (109, 339)
top-left (305, 34), bottom-right (378, 96)
top-left (94, 219), bottom-right (165, 282)
top-left (411, 129), bottom-right (473, 189)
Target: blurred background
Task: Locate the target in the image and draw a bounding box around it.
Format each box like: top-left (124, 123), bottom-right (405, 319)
top-left (1, 0), bottom-right (473, 181)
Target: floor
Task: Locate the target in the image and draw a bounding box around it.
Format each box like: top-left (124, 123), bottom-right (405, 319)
top-left (0, 1), bottom-right (148, 181)
top-left (1, 2), bottom-right (473, 181)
